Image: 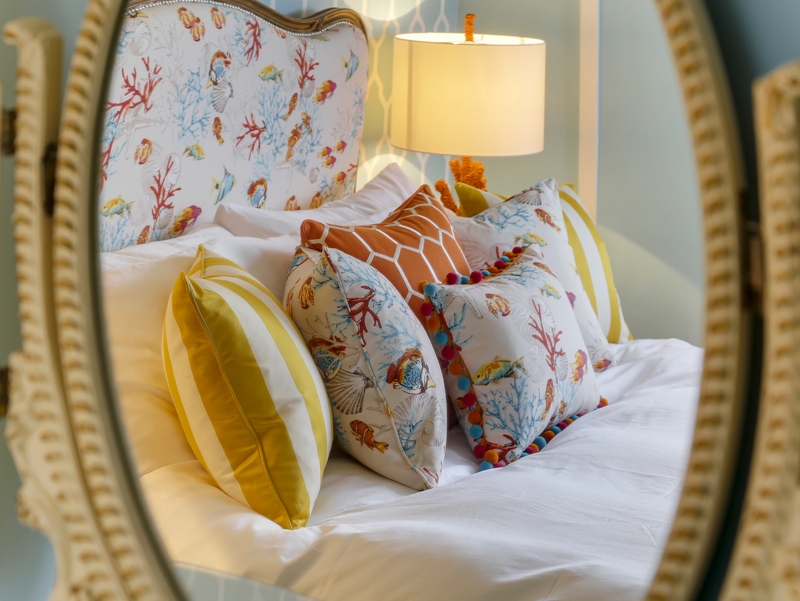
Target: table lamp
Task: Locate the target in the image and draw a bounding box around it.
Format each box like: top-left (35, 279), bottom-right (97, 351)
top-left (390, 15), bottom-right (546, 213)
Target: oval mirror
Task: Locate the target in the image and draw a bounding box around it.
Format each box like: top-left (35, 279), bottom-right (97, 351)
top-left (5, 0), bottom-right (764, 599)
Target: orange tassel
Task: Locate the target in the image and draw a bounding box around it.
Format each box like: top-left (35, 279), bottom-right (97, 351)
top-left (465, 14), bottom-right (475, 43)
top-left (435, 179), bottom-right (462, 216)
top-left (449, 158), bottom-right (462, 184)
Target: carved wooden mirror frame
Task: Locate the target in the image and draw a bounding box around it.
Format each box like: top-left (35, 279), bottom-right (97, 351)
top-left (4, 0), bottom-right (799, 599)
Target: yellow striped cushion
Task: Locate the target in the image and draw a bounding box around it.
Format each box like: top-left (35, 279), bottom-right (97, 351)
top-left (454, 182), bottom-right (507, 217)
top-left (559, 183), bottom-right (632, 343)
top-left (162, 245), bottom-right (332, 529)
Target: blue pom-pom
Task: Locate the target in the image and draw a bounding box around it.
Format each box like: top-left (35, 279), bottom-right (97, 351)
top-left (478, 461), bottom-right (494, 471)
top-left (520, 452), bottom-right (530, 457)
top-left (550, 426), bottom-right (562, 434)
top-left (434, 331), bottom-right (449, 346)
top-left (460, 275), bottom-right (470, 285)
top-left (533, 436), bottom-right (547, 449)
top-left (469, 424), bottom-right (483, 439)
top-left (500, 256), bottom-right (511, 263)
top-left (423, 283), bottom-right (438, 297)
top-left (481, 270), bottom-right (491, 277)
top-left (457, 376), bottom-right (471, 391)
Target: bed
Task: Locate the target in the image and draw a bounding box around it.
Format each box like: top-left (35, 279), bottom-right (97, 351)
top-left (97, 2), bottom-right (703, 600)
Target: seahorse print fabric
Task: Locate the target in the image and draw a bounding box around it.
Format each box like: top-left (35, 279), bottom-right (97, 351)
top-left (99, 3), bottom-right (368, 251)
top-left (450, 178), bottom-right (616, 373)
top-left (285, 246), bottom-right (448, 489)
top-left (422, 247), bottom-right (602, 468)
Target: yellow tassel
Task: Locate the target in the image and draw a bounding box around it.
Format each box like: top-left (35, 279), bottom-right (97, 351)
top-left (465, 14), bottom-right (475, 43)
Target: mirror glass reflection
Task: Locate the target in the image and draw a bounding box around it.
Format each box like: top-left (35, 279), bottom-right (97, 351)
top-left (98, 1), bottom-right (706, 600)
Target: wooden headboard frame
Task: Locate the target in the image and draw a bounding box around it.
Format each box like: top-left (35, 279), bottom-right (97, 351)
top-left (125, 0), bottom-right (367, 37)
top-left (98, 0), bottom-right (369, 251)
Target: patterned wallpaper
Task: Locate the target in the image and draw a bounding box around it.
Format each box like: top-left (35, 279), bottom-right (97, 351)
top-left (276, 0), bottom-right (461, 190)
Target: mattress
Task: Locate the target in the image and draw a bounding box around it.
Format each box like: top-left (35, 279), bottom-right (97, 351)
top-left (139, 337), bottom-right (701, 601)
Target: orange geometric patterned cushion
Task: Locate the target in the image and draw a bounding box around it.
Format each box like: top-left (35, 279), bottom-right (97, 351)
top-left (301, 185), bottom-right (470, 320)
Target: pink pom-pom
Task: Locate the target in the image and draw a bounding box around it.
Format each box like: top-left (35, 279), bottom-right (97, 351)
top-left (470, 271), bottom-right (484, 284)
top-left (494, 260), bottom-right (506, 270)
top-left (493, 462), bottom-right (504, 468)
top-left (420, 302), bottom-right (434, 317)
top-left (462, 393), bottom-right (477, 407)
top-left (512, 246), bottom-right (523, 254)
top-left (441, 346), bottom-right (456, 360)
top-left (526, 445), bottom-right (539, 454)
top-left (473, 444), bottom-right (487, 459)
top-left (445, 272), bottom-right (460, 285)
top-left (557, 421), bottom-right (568, 429)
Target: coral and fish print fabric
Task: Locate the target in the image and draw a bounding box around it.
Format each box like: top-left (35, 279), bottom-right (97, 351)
top-left (450, 178), bottom-right (616, 374)
top-left (422, 247), bottom-right (602, 467)
top-left (99, 2), bottom-right (368, 251)
top-left (285, 246), bottom-right (447, 490)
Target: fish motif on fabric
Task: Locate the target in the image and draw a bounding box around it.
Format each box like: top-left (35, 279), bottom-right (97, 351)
top-left (566, 291), bottom-right (576, 308)
top-left (284, 93), bottom-right (298, 121)
top-left (514, 232), bottom-right (547, 247)
top-left (350, 420), bottom-right (389, 453)
top-left (334, 171), bottom-right (347, 184)
top-left (183, 144), bottom-right (205, 160)
top-left (342, 50), bottom-right (359, 81)
top-left (310, 192), bottom-right (325, 209)
top-left (259, 63), bottom-right (284, 83)
top-left (247, 178), bottom-right (268, 209)
top-left (570, 349), bottom-right (588, 384)
top-left (288, 247), bottom-right (308, 274)
top-left (323, 155), bottom-right (337, 168)
top-left (533, 261), bottom-right (555, 278)
top-left (485, 293), bottom-right (511, 317)
top-left (593, 358), bottom-right (612, 372)
top-left (169, 205), bottom-right (202, 236)
top-left (100, 196), bottom-right (133, 217)
top-left (208, 50), bottom-right (231, 86)
top-left (334, 140), bottom-right (347, 153)
top-left (135, 139), bottom-right (152, 165)
top-left (315, 80), bottom-right (337, 104)
top-left (539, 284), bottom-right (561, 299)
top-left (542, 378), bottom-right (556, 419)
top-left (177, 8), bottom-right (204, 42)
top-left (386, 348), bottom-right (436, 395)
top-left (211, 168), bottom-right (235, 204)
top-left (308, 335), bottom-right (349, 381)
top-left (329, 368), bottom-right (375, 415)
top-left (535, 209), bottom-right (561, 232)
top-left (137, 225), bottom-right (150, 245)
top-left (471, 356), bottom-right (527, 386)
top-left (210, 7), bottom-right (226, 29)
top-left (212, 117), bottom-right (224, 145)
top-left (299, 277), bottom-right (315, 309)
top-left (285, 195), bottom-right (299, 211)
top-left (318, 146), bottom-right (333, 158)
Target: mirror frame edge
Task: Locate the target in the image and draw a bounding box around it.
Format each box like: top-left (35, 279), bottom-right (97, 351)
top-left (3, 1), bottom-right (770, 601)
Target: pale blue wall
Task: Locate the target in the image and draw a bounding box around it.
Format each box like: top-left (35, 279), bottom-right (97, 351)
top-left (597, 0), bottom-right (704, 345)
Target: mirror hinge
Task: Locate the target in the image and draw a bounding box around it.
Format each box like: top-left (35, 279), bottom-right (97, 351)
top-left (2, 108), bottom-right (16, 156)
top-left (744, 219), bottom-right (763, 314)
top-left (42, 143), bottom-right (57, 216)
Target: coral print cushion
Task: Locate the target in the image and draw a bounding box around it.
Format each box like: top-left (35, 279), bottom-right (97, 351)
top-left (285, 247), bottom-right (448, 489)
top-left (99, 4), bottom-right (368, 251)
top-left (451, 178), bottom-right (616, 373)
top-left (421, 246), bottom-right (602, 468)
top-left (301, 185), bottom-right (471, 321)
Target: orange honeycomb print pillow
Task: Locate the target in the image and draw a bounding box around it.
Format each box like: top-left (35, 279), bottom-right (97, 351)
top-left (301, 185), bottom-right (470, 320)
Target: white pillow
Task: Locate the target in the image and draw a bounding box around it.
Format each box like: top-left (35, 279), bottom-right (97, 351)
top-left (214, 163), bottom-right (418, 239)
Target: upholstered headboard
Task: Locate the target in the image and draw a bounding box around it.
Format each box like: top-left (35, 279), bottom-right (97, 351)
top-left (98, 1), bottom-right (368, 251)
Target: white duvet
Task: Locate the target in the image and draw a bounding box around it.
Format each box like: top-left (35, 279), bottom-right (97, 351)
top-left (140, 338), bottom-right (701, 601)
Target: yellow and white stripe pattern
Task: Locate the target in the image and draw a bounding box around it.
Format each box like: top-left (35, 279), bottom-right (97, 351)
top-left (559, 183), bottom-right (633, 343)
top-left (162, 246), bottom-right (332, 529)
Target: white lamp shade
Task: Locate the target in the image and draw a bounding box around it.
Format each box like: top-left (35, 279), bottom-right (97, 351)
top-left (390, 33), bottom-right (546, 157)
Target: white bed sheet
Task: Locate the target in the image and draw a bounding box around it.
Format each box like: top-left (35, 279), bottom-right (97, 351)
top-left (141, 338), bottom-right (701, 601)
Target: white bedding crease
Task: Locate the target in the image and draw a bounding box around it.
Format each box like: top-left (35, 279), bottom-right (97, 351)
top-left (139, 338), bottom-right (702, 601)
